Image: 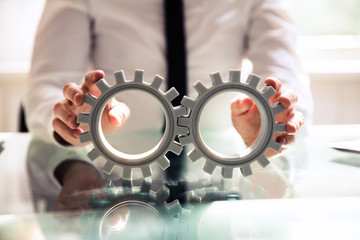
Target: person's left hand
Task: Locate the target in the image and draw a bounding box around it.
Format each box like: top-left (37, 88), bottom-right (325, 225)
top-left (231, 77), bottom-right (304, 158)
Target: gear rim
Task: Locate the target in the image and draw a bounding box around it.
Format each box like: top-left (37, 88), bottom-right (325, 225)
top-left (178, 70), bottom-right (286, 178)
top-left (88, 179), bottom-right (184, 240)
top-left (78, 69), bottom-right (186, 179)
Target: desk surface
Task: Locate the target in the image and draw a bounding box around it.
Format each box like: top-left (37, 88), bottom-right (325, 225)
top-left (0, 125), bottom-right (359, 240)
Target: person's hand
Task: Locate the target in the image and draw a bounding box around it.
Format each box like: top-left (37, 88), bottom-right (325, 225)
top-left (54, 161), bottom-right (106, 212)
top-left (231, 77), bottom-right (304, 158)
top-left (53, 70), bottom-right (130, 146)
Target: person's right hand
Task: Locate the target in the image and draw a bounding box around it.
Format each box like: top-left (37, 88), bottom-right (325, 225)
top-left (53, 70), bottom-right (130, 146)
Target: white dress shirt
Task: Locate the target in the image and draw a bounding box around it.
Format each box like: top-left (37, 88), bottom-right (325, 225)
top-left (24, 0), bottom-right (313, 198)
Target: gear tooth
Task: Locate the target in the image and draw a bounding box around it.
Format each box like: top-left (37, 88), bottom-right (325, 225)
top-left (134, 69), bottom-right (144, 83)
top-left (272, 102), bottom-right (285, 115)
top-left (151, 75), bottom-right (164, 89)
top-left (77, 113), bottom-right (90, 124)
top-left (122, 178), bottom-right (132, 188)
top-left (102, 161), bottom-right (115, 175)
top-left (256, 155), bottom-right (270, 167)
top-left (140, 179), bottom-right (152, 193)
top-left (114, 70), bottom-right (126, 84)
top-left (79, 132), bottom-right (91, 143)
top-left (210, 72), bottom-right (223, 85)
top-left (108, 181), bottom-right (115, 188)
top-left (179, 135), bottom-right (192, 146)
top-left (275, 122), bottom-right (286, 133)
top-left (174, 105), bottom-right (187, 117)
top-left (193, 81), bottom-right (207, 95)
top-left (240, 164), bottom-right (253, 176)
top-left (83, 94), bottom-right (97, 107)
top-left (187, 191), bottom-right (201, 204)
top-left (181, 96), bottom-right (196, 109)
top-left (186, 191), bottom-right (195, 202)
top-left (156, 185), bottom-right (170, 202)
top-left (176, 126), bottom-right (189, 136)
top-left (157, 156), bottom-right (170, 170)
top-left (178, 116), bottom-right (190, 127)
top-left (203, 160), bottom-right (216, 174)
top-left (229, 69), bottom-right (241, 83)
top-left (261, 86), bottom-right (276, 100)
top-left (188, 148), bottom-right (202, 162)
top-left (221, 167), bottom-right (233, 178)
top-left (167, 199), bottom-right (182, 217)
top-left (268, 141), bottom-right (282, 152)
top-left (245, 74), bottom-right (261, 89)
top-left (141, 166), bottom-right (152, 178)
top-left (122, 167), bottom-right (132, 179)
top-left (87, 148), bottom-right (100, 161)
top-left (164, 87), bottom-right (179, 102)
top-left (169, 142), bottom-right (183, 155)
top-left (95, 78), bottom-right (110, 93)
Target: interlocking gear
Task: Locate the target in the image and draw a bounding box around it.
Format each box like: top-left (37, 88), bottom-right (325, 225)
top-left (84, 179), bottom-right (184, 240)
top-left (78, 69), bottom-right (187, 179)
top-left (94, 179), bottom-right (183, 218)
top-left (178, 70), bottom-right (286, 178)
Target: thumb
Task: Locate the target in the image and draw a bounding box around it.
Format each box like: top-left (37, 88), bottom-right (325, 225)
top-left (108, 99), bottom-right (130, 127)
top-left (231, 97), bottom-right (254, 116)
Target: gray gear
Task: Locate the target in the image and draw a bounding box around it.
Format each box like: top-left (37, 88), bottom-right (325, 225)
top-left (101, 179), bottom-right (183, 219)
top-left (85, 179), bottom-right (185, 240)
top-left (78, 69), bottom-right (187, 179)
top-left (178, 70), bottom-right (286, 178)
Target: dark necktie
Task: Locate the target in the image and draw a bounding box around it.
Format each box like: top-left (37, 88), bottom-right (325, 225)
top-left (164, 0), bottom-right (187, 185)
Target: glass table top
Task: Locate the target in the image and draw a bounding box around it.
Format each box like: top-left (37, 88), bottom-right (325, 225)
top-left (0, 125), bottom-right (359, 239)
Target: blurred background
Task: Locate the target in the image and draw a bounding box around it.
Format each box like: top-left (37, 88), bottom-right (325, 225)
top-left (0, 0), bottom-right (359, 132)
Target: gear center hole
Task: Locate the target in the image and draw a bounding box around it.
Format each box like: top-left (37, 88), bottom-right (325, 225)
top-left (99, 90), bottom-right (166, 158)
top-left (199, 91), bottom-right (266, 159)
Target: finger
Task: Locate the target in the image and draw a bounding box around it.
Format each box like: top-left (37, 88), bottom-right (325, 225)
top-left (279, 89), bottom-right (298, 109)
top-left (231, 97), bottom-right (254, 116)
top-left (53, 101), bottom-right (79, 129)
top-left (276, 134), bottom-right (296, 147)
top-left (286, 111), bottom-right (304, 134)
top-left (63, 83), bottom-right (85, 106)
top-left (81, 70), bottom-right (105, 95)
top-left (264, 77), bottom-right (282, 92)
top-left (108, 100), bottom-right (130, 127)
top-left (52, 118), bottom-right (83, 140)
top-left (264, 77), bottom-right (282, 103)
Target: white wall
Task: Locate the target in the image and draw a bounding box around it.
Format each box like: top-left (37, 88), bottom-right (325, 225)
top-left (310, 74), bottom-right (360, 125)
top-left (0, 0), bottom-right (44, 132)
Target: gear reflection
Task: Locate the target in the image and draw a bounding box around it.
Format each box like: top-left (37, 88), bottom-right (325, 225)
top-left (70, 178), bottom-right (268, 240)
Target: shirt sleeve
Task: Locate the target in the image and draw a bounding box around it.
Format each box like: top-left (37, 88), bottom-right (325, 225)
top-left (244, 0), bottom-right (313, 122)
top-left (24, 0), bottom-right (92, 145)
top-left (244, 0), bottom-right (313, 174)
top-left (23, 0), bottom-right (98, 187)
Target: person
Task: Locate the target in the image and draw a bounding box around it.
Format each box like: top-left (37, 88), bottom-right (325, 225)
top-left (24, 0), bottom-right (312, 212)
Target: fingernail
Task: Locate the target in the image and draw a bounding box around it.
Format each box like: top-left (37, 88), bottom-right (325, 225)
top-left (276, 136), bottom-right (287, 145)
top-left (74, 92), bottom-right (79, 100)
top-left (73, 128), bottom-right (83, 138)
top-left (116, 114), bottom-right (123, 126)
